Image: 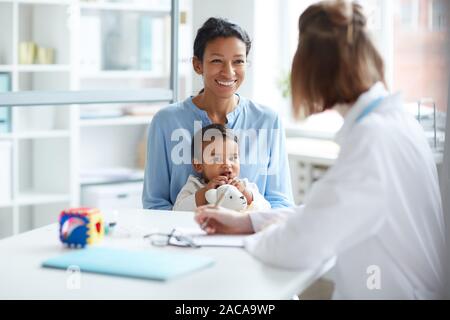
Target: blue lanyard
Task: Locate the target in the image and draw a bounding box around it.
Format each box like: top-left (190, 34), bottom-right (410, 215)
top-left (355, 97), bottom-right (385, 123)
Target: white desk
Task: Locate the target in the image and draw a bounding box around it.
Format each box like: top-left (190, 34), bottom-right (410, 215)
top-left (0, 210), bottom-right (335, 300)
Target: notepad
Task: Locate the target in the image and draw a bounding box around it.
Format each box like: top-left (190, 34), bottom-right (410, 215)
top-left (42, 247), bottom-right (214, 281)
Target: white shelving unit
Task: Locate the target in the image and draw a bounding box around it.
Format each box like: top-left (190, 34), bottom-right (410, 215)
top-left (286, 136), bottom-right (445, 205)
top-left (80, 115), bottom-right (154, 127)
top-left (0, 66), bottom-right (14, 72)
top-left (79, 1), bottom-right (170, 12)
top-left (0, 0), bottom-right (193, 239)
top-left (16, 65), bottom-right (72, 72)
top-left (286, 137), bottom-right (340, 205)
top-left (0, 0), bottom-right (76, 237)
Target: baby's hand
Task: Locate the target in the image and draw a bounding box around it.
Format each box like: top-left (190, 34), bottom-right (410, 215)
top-left (230, 178), bottom-right (253, 206)
top-left (229, 178), bottom-right (246, 193)
top-left (206, 176), bottom-right (229, 190)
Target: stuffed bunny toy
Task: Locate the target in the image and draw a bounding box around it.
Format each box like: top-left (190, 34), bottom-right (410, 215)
top-left (205, 184), bottom-right (248, 212)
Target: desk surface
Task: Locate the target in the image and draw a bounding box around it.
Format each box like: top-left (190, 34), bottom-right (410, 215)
top-left (0, 210), bottom-right (334, 300)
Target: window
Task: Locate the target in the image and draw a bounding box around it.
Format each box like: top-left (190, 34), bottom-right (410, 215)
top-left (399, 0), bottom-right (420, 30)
top-left (393, 0), bottom-right (449, 113)
top-left (272, 0), bottom-right (449, 150)
top-left (431, 0), bottom-right (448, 31)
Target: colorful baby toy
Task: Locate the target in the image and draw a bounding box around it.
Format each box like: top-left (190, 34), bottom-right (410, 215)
top-left (59, 208), bottom-right (104, 248)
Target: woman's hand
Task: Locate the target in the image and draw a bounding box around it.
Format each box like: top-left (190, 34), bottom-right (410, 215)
top-left (195, 205), bottom-right (255, 235)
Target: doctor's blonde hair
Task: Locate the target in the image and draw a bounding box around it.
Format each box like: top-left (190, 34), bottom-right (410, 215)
top-left (291, 0), bottom-right (386, 118)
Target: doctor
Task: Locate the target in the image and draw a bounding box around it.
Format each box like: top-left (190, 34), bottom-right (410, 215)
top-left (195, 0), bottom-right (447, 299)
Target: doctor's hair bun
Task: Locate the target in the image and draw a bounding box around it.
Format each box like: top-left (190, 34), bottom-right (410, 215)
top-left (298, 0), bottom-right (366, 40)
top-left (322, 0), bottom-right (366, 28)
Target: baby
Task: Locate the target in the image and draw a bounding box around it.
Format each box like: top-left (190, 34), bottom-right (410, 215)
top-left (173, 124), bottom-right (271, 212)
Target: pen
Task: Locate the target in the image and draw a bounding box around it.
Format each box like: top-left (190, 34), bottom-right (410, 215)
top-left (200, 189), bottom-right (228, 230)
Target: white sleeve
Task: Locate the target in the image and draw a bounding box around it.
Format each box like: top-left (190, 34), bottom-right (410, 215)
top-left (173, 178), bottom-right (201, 212)
top-left (244, 135), bottom-right (387, 270)
top-left (242, 179), bottom-right (297, 231)
top-left (249, 206), bottom-right (298, 232)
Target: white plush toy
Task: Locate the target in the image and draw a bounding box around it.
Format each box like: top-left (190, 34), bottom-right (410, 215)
top-left (205, 184), bottom-right (247, 212)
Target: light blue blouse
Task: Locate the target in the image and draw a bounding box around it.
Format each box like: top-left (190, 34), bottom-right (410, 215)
top-left (142, 95), bottom-right (294, 210)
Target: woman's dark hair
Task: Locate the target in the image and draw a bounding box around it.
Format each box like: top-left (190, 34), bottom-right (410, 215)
top-left (291, 0), bottom-right (386, 118)
top-left (191, 124), bottom-right (239, 161)
top-left (193, 17), bottom-right (252, 61)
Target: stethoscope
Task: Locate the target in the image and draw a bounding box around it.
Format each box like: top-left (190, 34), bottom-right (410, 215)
top-left (355, 96), bottom-right (385, 123)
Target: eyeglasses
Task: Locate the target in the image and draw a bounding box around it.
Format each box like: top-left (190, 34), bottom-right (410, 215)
top-left (143, 228), bottom-right (200, 249)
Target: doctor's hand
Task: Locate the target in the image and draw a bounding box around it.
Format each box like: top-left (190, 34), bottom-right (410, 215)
top-left (195, 205), bottom-right (254, 235)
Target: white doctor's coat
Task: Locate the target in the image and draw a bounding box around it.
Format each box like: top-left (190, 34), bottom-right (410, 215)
top-left (245, 83), bottom-right (447, 299)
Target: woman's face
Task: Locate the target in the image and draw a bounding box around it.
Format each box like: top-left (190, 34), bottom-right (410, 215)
top-left (193, 37), bottom-right (247, 99)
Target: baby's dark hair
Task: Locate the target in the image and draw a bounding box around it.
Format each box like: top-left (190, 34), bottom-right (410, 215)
top-left (193, 17), bottom-right (252, 61)
top-left (191, 124), bottom-right (239, 161)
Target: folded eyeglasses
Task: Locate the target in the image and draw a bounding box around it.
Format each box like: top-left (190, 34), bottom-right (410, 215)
top-left (143, 228), bottom-right (200, 248)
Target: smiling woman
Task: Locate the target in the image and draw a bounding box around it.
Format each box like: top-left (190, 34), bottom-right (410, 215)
top-left (142, 17), bottom-right (294, 211)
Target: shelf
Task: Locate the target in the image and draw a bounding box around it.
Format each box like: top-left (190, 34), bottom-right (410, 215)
top-left (0, 133), bottom-right (14, 140)
top-left (15, 191), bottom-right (70, 206)
top-left (0, 202), bottom-right (13, 208)
top-left (80, 167), bottom-right (145, 186)
top-left (14, 130), bottom-right (71, 139)
top-left (80, 115), bottom-right (153, 127)
top-left (0, 65), bottom-right (13, 72)
top-left (80, 1), bottom-right (171, 14)
top-left (16, 65), bottom-right (71, 72)
top-left (80, 70), bottom-right (166, 79)
top-left (1, 131), bottom-right (70, 139)
top-left (81, 177), bottom-right (144, 186)
top-left (0, 89), bottom-right (173, 107)
top-left (17, 0), bottom-right (72, 5)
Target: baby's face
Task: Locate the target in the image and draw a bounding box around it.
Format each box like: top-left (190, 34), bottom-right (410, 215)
top-left (197, 138), bottom-right (240, 183)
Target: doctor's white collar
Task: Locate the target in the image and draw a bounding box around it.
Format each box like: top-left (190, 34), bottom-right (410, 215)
top-left (334, 82), bottom-right (401, 145)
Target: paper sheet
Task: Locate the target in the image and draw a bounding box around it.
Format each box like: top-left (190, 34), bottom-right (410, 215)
top-left (174, 227), bottom-right (247, 248)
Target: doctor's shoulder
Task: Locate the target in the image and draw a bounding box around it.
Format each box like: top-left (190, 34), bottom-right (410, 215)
top-left (356, 106), bottom-right (411, 143)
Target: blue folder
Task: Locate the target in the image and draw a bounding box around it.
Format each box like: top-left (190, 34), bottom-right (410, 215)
top-left (42, 247), bottom-right (214, 281)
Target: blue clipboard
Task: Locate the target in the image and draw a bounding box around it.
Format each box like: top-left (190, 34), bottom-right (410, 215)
top-left (42, 247), bottom-right (214, 281)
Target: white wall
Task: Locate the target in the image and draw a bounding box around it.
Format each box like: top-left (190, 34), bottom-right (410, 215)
top-left (252, 0), bottom-right (285, 112)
